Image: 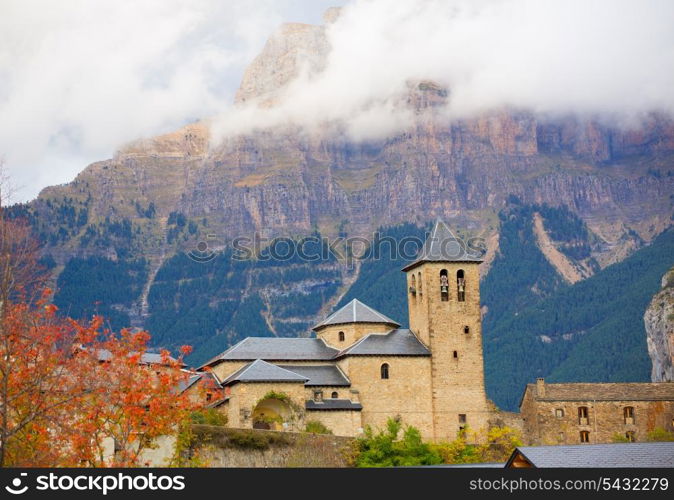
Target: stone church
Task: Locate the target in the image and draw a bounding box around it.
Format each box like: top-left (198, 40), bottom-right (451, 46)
top-left (194, 219), bottom-right (674, 442)
top-left (197, 220), bottom-right (500, 439)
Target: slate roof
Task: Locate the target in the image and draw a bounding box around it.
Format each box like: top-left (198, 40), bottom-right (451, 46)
top-left (94, 348), bottom-right (183, 366)
top-left (219, 359), bottom-right (309, 386)
top-left (337, 329), bottom-right (430, 357)
top-left (507, 443), bottom-right (674, 468)
top-left (199, 337), bottom-right (339, 367)
top-left (524, 382), bottom-right (674, 402)
top-left (402, 219), bottom-right (483, 271)
top-left (177, 374), bottom-right (203, 393)
top-left (305, 399), bottom-right (363, 411)
top-left (277, 365), bottom-right (351, 387)
top-left (313, 299), bottom-right (400, 331)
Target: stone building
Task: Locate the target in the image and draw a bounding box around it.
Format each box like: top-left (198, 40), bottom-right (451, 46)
top-left (197, 219), bottom-right (497, 439)
top-left (520, 378), bottom-right (674, 445)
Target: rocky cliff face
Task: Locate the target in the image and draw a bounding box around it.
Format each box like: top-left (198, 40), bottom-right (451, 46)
top-left (25, 9), bottom-right (674, 344)
top-left (645, 267), bottom-right (674, 382)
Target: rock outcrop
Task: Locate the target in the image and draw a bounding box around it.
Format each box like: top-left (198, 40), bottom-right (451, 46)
top-left (645, 267), bottom-right (674, 382)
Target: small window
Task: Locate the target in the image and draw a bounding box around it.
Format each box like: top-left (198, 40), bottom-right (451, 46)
top-left (463, 325), bottom-right (470, 334)
top-left (578, 406), bottom-right (589, 424)
top-left (558, 432), bottom-right (565, 442)
top-left (418, 272), bottom-right (423, 296)
top-left (440, 270), bottom-right (449, 301)
top-left (625, 431), bottom-right (636, 442)
top-left (381, 363), bottom-right (389, 379)
top-left (580, 431), bottom-right (590, 443)
top-left (331, 391), bottom-right (338, 399)
top-left (338, 331), bottom-right (345, 342)
top-left (458, 414), bottom-right (467, 424)
top-left (624, 406), bottom-right (634, 424)
top-left (453, 350), bottom-right (458, 359)
top-left (457, 270), bottom-right (465, 302)
top-left (410, 275), bottom-right (417, 296)
top-left (206, 393), bottom-right (212, 402)
top-left (555, 408), bottom-right (564, 418)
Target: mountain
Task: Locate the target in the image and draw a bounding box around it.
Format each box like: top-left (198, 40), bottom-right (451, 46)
top-left (9, 9), bottom-right (674, 391)
top-left (645, 266), bottom-right (674, 382)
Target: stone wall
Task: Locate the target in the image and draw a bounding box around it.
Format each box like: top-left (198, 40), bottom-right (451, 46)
top-left (305, 409), bottom-right (363, 437)
top-left (337, 355), bottom-right (435, 436)
top-left (188, 426), bottom-right (354, 467)
top-left (521, 386), bottom-right (674, 445)
top-left (316, 323), bottom-right (393, 349)
top-left (226, 382), bottom-right (307, 431)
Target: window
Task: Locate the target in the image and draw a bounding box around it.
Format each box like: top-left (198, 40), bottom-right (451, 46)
top-left (206, 393), bottom-right (212, 402)
top-left (418, 272), bottom-right (423, 296)
top-left (331, 391), bottom-right (338, 399)
top-left (464, 325), bottom-right (470, 334)
top-left (457, 270), bottom-right (465, 302)
top-left (453, 350), bottom-right (458, 359)
top-left (555, 408), bottom-right (564, 418)
top-left (338, 331), bottom-right (345, 342)
top-left (624, 406), bottom-right (634, 424)
top-left (558, 432), bottom-right (565, 442)
top-left (580, 431), bottom-right (590, 443)
top-left (578, 406), bottom-right (589, 425)
top-left (440, 269), bottom-right (449, 301)
top-left (313, 390), bottom-right (323, 403)
top-left (409, 274), bottom-right (417, 297)
top-left (625, 431), bottom-right (636, 442)
top-left (458, 414), bottom-right (467, 424)
top-left (380, 363), bottom-right (389, 379)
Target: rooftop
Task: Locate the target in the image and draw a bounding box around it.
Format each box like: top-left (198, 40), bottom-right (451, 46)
top-left (200, 337), bottom-right (339, 367)
top-left (337, 328), bottom-right (430, 357)
top-left (313, 299), bottom-right (400, 331)
top-left (524, 381), bottom-right (674, 403)
top-left (305, 399), bottom-right (363, 411)
top-left (507, 442), bottom-right (674, 468)
top-left (219, 359), bottom-right (309, 386)
top-left (277, 364), bottom-right (351, 387)
top-left (402, 219), bottom-right (483, 271)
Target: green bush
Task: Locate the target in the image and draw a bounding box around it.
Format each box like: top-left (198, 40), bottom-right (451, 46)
top-left (189, 409), bottom-right (228, 426)
top-left (305, 421), bottom-right (333, 435)
top-left (355, 418), bottom-right (442, 467)
top-left (646, 427), bottom-right (674, 442)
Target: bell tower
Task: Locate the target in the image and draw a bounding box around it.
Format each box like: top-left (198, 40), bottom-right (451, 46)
top-left (403, 219), bottom-right (491, 440)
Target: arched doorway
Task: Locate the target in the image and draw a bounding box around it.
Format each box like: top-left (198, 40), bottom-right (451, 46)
top-left (252, 397), bottom-right (292, 431)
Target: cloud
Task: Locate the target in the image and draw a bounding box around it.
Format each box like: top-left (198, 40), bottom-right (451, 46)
top-left (2, 0), bottom-right (673, 201)
top-left (213, 0), bottom-right (674, 141)
top-left (0, 0), bottom-right (340, 201)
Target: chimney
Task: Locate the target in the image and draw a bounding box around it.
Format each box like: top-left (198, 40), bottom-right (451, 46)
top-left (350, 389), bottom-right (360, 404)
top-left (536, 378), bottom-right (546, 397)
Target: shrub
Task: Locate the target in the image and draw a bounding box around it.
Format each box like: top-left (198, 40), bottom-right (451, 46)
top-left (355, 418), bottom-right (442, 467)
top-left (646, 427), bottom-right (674, 442)
top-left (189, 408), bottom-right (228, 426)
top-left (305, 421), bottom-right (333, 435)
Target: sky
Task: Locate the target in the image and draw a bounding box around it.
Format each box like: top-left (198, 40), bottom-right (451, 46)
top-left (1, 0), bottom-right (673, 202)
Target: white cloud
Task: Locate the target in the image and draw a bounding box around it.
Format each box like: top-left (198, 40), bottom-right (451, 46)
top-left (2, 0), bottom-right (673, 201)
top-left (214, 0), bottom-right (674, 141)
top-left (0, 0), bottom-right (340, 201)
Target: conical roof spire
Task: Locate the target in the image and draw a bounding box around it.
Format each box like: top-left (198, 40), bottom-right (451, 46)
top-left (402, 219), bottom-right (483, 272)
top-left (313, 299), bottom-right (400, 331)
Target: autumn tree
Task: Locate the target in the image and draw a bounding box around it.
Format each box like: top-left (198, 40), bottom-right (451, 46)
top-left (0, 166), bottom-right (197, 467)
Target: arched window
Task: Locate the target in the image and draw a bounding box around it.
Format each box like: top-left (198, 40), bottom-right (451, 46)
top-left (463, 325), bottom-right (470, 334)
top-left (417, 272), bottom-right (423, 296)
top-left (440, 269), bottom-right (449, 301)
top-left (409, 274), bottom-right (417, 297)
top-left (338, 331), bottom-right (345, 342)
top-left (331, 391), bottom-right (338, 399)
top-left (457, 270), bottom-right (465, 302)
top-left (380, 363), bottom-right (389, 379)
top-left (624, 406), bottom-right (634, 424)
